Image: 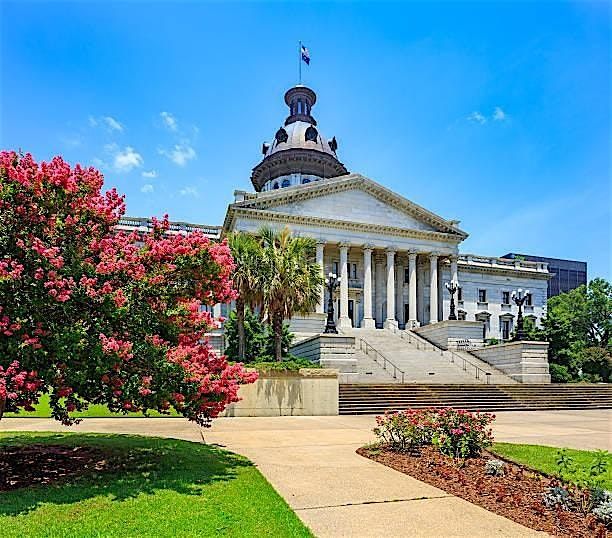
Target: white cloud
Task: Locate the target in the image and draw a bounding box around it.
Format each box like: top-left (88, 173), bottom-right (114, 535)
top-left (493, 106), bottom-right (507, 121)
top-left (88, 116), bottom-right (98, 127)
top-left (141, 169), bottom-right (157, 178)
top-left (179, 186), bottom-right (199, 197)
top-left (141, 184), bottom-right (154, 193)
top-left (107, 145), bottom-right (143, 172)
top-left (468, 111), bottom-right (487, 124)
top-left (159, 144), bottom-right (196, 166)
top-left (103, 116), bottom-right (124, 132)
top-left (160, 111), bottom-right (178, 132)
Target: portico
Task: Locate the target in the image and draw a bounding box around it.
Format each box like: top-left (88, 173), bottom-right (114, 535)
top-left (310, 241), bottom-right (460, 330)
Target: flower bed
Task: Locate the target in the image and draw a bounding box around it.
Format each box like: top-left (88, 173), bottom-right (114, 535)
top-left (360, 408), bottom-right (610, 537)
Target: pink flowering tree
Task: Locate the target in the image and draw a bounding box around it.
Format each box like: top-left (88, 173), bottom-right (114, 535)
top-left (0, 151), bottom-right (256, 425)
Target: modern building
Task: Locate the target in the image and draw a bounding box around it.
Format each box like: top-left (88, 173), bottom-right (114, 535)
top-left (125, 85), bottom-right (552, 341)
top-left (501, 253), bottom-right (587, 298)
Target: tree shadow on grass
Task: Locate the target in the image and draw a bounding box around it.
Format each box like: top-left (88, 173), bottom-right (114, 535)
top-left (0, 432), bottom-right (252, 517)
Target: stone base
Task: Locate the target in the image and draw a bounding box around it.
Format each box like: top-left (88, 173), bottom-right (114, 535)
top-left (290, 333), bottom-right (357, 374)
top-left (471, 341), bottom-right (551, 383)
top-left (338, 316), bottom-right (353, 330)
top-left (383, 319), bottom-right (398, 330)
top-left (361, 317), bottom-right (376, 329)
top-left (414, 320), bottom-right (484, 350)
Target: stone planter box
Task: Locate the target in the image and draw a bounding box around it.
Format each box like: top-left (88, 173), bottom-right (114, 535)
top-left (222, 368), bottom-right (339, 417)
top-left (414, 320), bottom-right (484, 350)
top-left (471, 341), bottom-right (551, 383)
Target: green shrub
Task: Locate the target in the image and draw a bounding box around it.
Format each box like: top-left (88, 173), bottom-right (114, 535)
top-left (373, 407), bottom-right (495, 458)
top-left (549, 363), bottom-right (573, 383)
top-left (249, 358), bottom-right (320, 371)
top-left (224, 308), bottom-right (293, 362)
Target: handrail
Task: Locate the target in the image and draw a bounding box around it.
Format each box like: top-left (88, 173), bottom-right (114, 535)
top-left (357, 337), bottom-right (405, 384)
top-left (390, 327), bottom-right (492, 384)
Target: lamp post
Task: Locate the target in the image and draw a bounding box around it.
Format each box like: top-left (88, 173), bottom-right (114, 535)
top-left (445, 280), bottom-right (459, 320)
top-left (323, 272), bottom-right (341, 334)
top-left (511, 288), bottom-right (530, 341)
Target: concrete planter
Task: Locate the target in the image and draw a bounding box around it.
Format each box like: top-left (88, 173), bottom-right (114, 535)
top-left (290, 334), bottom-right (357, 377)
top-left (222, 368), bottom-right (339, 417)
top-left (414, 320), bottom-right (484, 350)
top-left (471, 341), bottom-right (551, 383)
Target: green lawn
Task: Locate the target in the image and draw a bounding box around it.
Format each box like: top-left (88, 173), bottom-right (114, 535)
top-left (0, 432), bottom-right (313, 538)
top-left (5, 394), bottom-right (180, 418)
top-left (491, 442), bottom-right (612, 489)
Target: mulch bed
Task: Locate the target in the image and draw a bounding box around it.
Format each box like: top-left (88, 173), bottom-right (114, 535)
top-left (0, 444), bottom-right (111, 491)
top-left (357, 445), bottom-right (608, 537)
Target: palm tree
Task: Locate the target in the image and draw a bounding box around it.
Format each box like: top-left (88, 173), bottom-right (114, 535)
top-left (227, 232), bottom-right (262, 362)
top-left (259, 226), bottom-right (323, 361)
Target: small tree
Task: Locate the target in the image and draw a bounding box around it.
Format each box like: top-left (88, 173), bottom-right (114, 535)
top-left (227, 232), bottom-right (262, 362)
top-left (0, 151), bottom-right (256, 424)
top-left (259, 227), bottom-right (322, 361)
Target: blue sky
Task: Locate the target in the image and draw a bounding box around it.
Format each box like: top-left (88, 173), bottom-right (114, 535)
top-left (1, 1), bottom-right (609, 278)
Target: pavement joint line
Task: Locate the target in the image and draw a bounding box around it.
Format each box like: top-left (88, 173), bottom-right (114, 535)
top-left (294, 494), bottom-right (454, 511)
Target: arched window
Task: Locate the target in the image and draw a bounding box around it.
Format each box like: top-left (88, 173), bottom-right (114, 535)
top-left (273, 182), bottom-right (279, 190)
top-left (281, 179), bottom-right (291, 188)
top-left (302, 177), bottom-right (311, 184)
top-left (305, 126), bottom-right (318, 142)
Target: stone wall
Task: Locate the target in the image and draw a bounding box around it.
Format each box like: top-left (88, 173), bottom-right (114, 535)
top-left (414, 320), bottom-right (484, 350)
top-left (288, 313), bottom-right (326, 335)
top-left (221, 368), bottom-right (339, 417)
top-left (471, 341), bottom-right (551, 383)
top-left (291, 334), bottom-right (357, 378)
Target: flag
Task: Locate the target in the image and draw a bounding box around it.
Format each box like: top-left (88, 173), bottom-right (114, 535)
top-left (301, 45), bottom-right (310, 65)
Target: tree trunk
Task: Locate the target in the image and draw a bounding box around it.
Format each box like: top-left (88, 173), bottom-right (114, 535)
top-left (0, 397), bottom-right (5, 421)
top-left (273, 311), bottom-right (283, 362)
top-left (236, 297), bottom-right (246, 362)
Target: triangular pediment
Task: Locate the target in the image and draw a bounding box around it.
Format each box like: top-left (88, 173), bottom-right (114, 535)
top-left (232, 174), bottom-right (467, 238)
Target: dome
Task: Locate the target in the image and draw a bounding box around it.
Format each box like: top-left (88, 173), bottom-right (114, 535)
top-left (251, 86), bottom-right (348, 192)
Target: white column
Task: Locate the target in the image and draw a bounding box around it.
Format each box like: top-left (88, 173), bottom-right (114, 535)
top-left (384, 248), bottom-right (397, 329)
top-left (395, 254), bottom-right (403, 326)
top-left (338, 243), bottom-right (352, 329)
top-left (450, 255), bottom-right (458, 284)
top-left (316, 241), bottom-right (325, 314)
top-left (429, 253), bottom-right (439, 324)
top-left (408, 252), bottom-right (418, 326)
top-left (361, 245), bottom-right (375, 328)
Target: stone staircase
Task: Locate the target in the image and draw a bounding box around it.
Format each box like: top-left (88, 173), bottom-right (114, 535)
top-left (345, 328), bottom-right (516, 385)
top-left (339, 384), bottom-right (612, 414)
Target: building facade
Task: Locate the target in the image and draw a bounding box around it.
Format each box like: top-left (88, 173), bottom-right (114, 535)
top-left (125, 85), bottom-right (551, 341)
top-left (501, 253), bottom-right (586, 299)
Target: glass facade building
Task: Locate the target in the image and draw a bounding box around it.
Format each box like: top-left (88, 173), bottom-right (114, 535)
top-left (501, 253), bottom-right (587, 298)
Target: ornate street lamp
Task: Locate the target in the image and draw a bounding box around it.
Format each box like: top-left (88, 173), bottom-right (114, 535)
top-left (445, 280), bottom-right (459, 320)
top-left (511, 288), bottom-right (530, 341)
top-left (324, 272), bottom-right (341, 334)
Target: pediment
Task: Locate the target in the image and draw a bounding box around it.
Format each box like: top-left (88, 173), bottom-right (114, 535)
top-left (233, 174), bottom-right (467, 238)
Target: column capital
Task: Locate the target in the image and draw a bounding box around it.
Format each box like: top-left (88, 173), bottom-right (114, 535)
top-left (429, 251), bottom-right (440, 260)
top-left (385, 246), bottom-right (397, 255)
top-left (362, 243), bottom-right (375, 252)
top-left (408, 251), bottom-right (418, 261)
top-left (316, 239), bottom-right (326, 246)
top-left (338, 242), bottom-right (351, 251)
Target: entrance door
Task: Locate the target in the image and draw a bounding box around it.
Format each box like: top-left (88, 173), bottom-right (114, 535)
top-left (348, 300), bottom-right (354, 326)
top-left (404, 303), bottom-right (409, 323)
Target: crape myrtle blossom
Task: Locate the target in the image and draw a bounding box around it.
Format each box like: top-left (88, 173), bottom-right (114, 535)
top-left (0, 150), bottom-right (256, 425)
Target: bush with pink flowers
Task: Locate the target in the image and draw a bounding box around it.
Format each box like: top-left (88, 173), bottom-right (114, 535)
top-left (0, 151), bottom-right (257, 425)
top-left (373, 407), bottom-right (495, 458)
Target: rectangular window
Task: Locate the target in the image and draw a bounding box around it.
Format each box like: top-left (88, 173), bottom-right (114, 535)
top-left (457, 286), bottom-right (463, 301)
top-left (333, 261), bottom-right (339, 276)
top-left (478, 289), bottom-right (487, 303)
top-left (502, 291), bottom-right (510, 305)
top-left (501, 319), bottom-right (511, 340)
top-left (526, 293), bottom-right (532, 306)
top-left (352, 263), bottom-right (357, 279)
top-left (404, 267), bottom-right (410, 284)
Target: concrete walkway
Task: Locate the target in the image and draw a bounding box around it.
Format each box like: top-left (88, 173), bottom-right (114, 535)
top-left (2, 410), bottom-right (610, 537)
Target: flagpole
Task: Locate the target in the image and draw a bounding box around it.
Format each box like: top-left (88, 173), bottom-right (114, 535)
top-left (298, 41), bottom-right (302, 84)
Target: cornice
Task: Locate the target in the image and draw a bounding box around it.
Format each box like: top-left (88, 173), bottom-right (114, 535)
top-left (458, 263), bottom-right (551, 280)
top-left (225, 206), bottom-right (465, 245)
